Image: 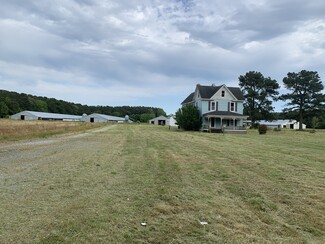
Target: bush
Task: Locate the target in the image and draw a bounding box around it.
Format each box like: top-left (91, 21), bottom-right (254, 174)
top-left (258, 124), bottom-right (267, 134)
top-left (175, 104), bottom-right (202, 131)
top-left (316, 121), bottom-right (325, 129)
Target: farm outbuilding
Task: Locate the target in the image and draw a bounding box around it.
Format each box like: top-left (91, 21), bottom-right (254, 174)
top-left (149, 116), bottom-right (177, 126)
top-left (10, 111), bottom-right (82, 121)
top-left (257, 120), bottom-right (306, 130)
top-left (82, 113), bottom-right (130, 123)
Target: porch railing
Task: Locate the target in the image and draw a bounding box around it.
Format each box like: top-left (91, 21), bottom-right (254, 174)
top-left (202, 125), bottom-right (246, 133)
top-left (223, 126), bottom-right (246, 131)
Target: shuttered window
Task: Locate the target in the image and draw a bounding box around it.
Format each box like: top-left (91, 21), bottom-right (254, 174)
top-left (229, 102), bottom-right (237, 112)
top-left (209, 101), bottom-right (216, 111)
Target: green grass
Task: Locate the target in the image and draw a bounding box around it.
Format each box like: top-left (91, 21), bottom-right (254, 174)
top-left (0, 124), bottom-right (324, 243)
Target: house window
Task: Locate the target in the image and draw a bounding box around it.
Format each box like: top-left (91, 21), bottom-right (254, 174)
top-left (221, 90), bottom-right (225, 97)
top-left (211, 102), bottom-right (215, 111)
top-left (229, 102), bottom-right (237, 112)
top-left (209, 101), bottom-right (216, 111)
top-left (230, 102), bottom-right (235, 111)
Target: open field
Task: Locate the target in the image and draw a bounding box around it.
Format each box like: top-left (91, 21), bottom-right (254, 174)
top-left (0, 124), bottom-right (324, 243)
top-left (0, 119), bottom-right (105, 141)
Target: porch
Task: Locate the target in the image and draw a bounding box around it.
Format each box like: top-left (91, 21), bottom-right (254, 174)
top-left (202, 111), bottom-right (248, 134)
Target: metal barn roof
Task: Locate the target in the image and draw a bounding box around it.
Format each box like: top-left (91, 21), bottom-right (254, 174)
top-left (22, 111), bottom-right (82, 120)
top-left (89, 113), bottom-right (126, 121)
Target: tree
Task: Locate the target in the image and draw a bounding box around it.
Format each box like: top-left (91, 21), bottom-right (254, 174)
top-left (176, 104), bottom-right (202, 131)
top-left (280, 70), bottom-right (325, 130)
top-left (238, 71), bottom-right (280, 125)
top-left (0, 101), bottom-right (9, 118)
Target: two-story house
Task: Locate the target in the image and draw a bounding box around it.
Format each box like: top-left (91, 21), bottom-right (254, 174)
top-left (181, 84), bottom-right (248, 133)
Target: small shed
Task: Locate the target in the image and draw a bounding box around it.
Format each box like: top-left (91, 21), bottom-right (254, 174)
top-left (166, 116), bottom-right (177, 126)
top-left (82, 113), bottom-right (129, 123)
top-left (149, 116), bottom-right (168, 125)
top-left (149, 116), bottom-right (177, 126)
top-left (10, 111), bottom-right (82, 121)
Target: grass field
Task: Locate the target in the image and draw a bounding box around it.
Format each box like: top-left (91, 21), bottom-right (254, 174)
top-left (0, 123), bottom-right (324, 243)
top-left (0, 119), bottom-right (105, 141)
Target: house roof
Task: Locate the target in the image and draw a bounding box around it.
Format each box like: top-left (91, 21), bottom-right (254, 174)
top-left (181, 84), bottom-right (245, 104)
top-left (198, 85), bottom-right (222, 99)
top-left (203, 111), bottom-right (247, 118)
top-left (181, 92), bottom-right (194, 104)
top-left (228, 87), bottom-right (245, 100)
top-left (21, 111), bottom-right (82, 120)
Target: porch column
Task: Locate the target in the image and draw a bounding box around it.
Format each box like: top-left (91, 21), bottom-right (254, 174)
top-left (233, 118), bottom-right (235, 130)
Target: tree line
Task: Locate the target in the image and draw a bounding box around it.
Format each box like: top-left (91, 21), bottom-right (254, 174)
top-left (0, 90), bottom-right (166, 122)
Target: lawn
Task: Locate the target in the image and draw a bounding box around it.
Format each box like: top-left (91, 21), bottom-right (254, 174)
top-left (0, 124), bottom-right (324, 243)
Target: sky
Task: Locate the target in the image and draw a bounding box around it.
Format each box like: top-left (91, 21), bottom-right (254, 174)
top-left (1, 0), bottom-right (325, 115)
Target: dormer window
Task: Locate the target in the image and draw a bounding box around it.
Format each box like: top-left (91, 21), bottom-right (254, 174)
top-left (221, 90), bottom-right (225, 97)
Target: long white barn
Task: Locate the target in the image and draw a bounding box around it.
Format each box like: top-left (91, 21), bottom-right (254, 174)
top-left (82, 113), bottom-right (129, 123)
top-left (257, 119), bottom-right (306, 129)
top-left (10, 111), bottom-right (82, 121)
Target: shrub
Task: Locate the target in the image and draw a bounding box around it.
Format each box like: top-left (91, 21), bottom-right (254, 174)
top-left (316, 121), bottom-right (325, 129)
top-left (175, 104), bottom-right (202, 131)
top-left (258, 124), bottom-right (267, 134)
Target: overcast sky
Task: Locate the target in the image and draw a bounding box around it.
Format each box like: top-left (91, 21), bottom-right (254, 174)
top-left (1, 0), bottom-right (325, 114)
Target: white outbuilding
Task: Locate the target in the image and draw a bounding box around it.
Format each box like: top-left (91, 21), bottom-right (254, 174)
top-left (257, 119), bottom-right (306, 129)
top-left (10, 111), bottom-right (82, 121)
top-left (82, 113), bottom-right (130, 123)
top-left (149, 115), bottom-right (177, 126)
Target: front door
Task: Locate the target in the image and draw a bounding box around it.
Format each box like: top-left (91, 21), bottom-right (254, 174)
top-left (211, 118), bottom-right (215, 127)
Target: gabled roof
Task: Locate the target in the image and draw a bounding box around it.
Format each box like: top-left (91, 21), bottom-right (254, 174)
top-left (181, 84), bottom-right (245, 104)
top-left (198, 85), bottom-right (222, 99)
top-left (181, 92), bottom-right (194, 104)
top-left (228, 87), bottom-right (245, 100)
top-left (22, 111), bottom-right (82, 120)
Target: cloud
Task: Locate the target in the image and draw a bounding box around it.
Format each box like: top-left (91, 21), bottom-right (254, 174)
top-left (0, 0), bottom-right (325, 114)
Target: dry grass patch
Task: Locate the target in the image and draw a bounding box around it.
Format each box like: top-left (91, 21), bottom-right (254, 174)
top-left (0, 119), bottom-right (105, 141)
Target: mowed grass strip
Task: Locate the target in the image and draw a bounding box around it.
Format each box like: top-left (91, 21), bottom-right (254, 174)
top-left (0, 124), bottom-right (324, 243)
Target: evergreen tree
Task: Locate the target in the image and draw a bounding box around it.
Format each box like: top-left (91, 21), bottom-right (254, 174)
top-left (238, 71), bottom-right (280, 125)
top-left (280, 70), bottom-right (325, 130)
